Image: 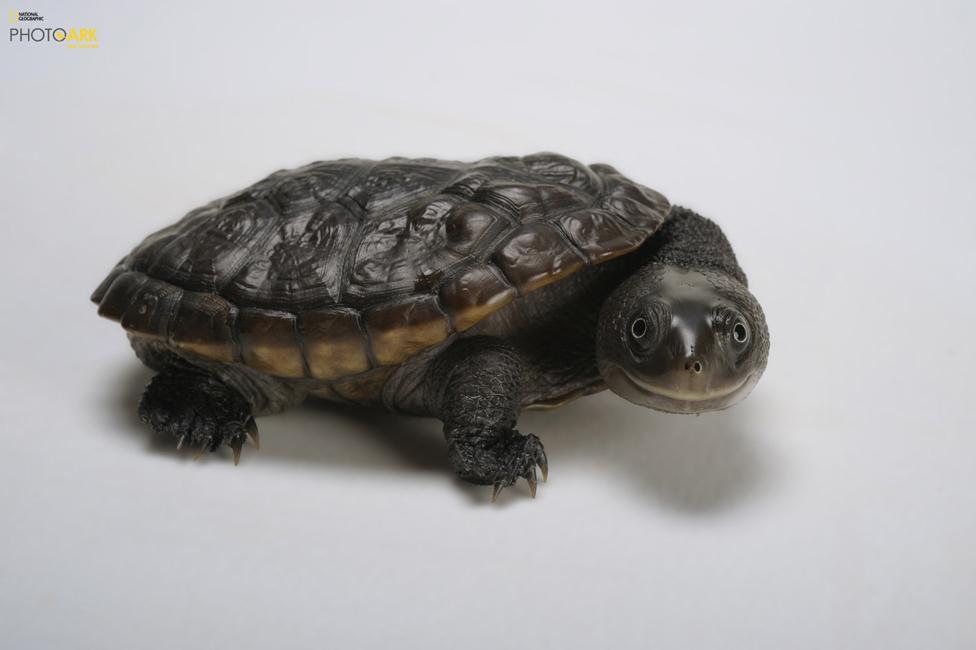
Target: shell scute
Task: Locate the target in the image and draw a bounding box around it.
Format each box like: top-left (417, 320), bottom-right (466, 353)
top-left (350, 210), bottom-right (432, 297)
top-left (170, 292), bottom-right (238, 364)
top-left (97, 271), bottom-right (148, 322)
top-left (223, 202), bottom-right (358, 309)
top-left (557, 209), bottom-right (649, 263)
top-left (237, 309), bottom-right (306, 378)
top-left (522, 153), bottom-right (602, 193)
top-left (492, 223), bottom-right (587, 293)
top-left (352, 161), bottom-right (460, 212)
top-left (95, 154), bottom-right (670, 379)
top-left (119, 278), bottom-right (183, 339)
top-left (300, 308), bottom-right (372, 380)
top-left (444, 204), bottom-right (506, 255)
top-left (365, 296), bottom-right (451, 366)
top-left (439, 265), bottom-right (516, 332)
top-left (471, 184), bottom-right (541, 221)
top-left (142, 200), bottom-right (277, 294)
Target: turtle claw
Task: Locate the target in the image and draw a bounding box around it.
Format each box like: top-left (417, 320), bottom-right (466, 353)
top-left (231, 436), bottom-right (244, 466)
top-left (538, 452), bottom-right (549, 482)
top-left (448, 428), bottom-right (548, 501)
top-left (245, 418), bottom-right (260, 449)
top-left (491, 483), bottom-right (505, 503)
top-left (491, 471), bottom-right (538, 501)
top-left (140, 370), bottom-right (256, 464)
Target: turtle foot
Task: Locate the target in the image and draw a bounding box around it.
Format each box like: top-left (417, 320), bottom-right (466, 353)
top-left (138, 369), bottom-right (258, 464)
top-left (446, 428), bottom-right (548, 502)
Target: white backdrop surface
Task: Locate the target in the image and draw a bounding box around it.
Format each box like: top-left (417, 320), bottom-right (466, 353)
top-left (1, 2), bottom-right (974, 648)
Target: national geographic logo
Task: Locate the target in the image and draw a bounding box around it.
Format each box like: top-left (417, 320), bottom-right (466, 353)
top-left (10, 9), bottom-right (41, 21)
top-left (8, 9), bottom-right (98, 49)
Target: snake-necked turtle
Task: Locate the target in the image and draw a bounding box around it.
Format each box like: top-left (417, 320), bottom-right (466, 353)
top-left (92, 153), bottom-right (769, 499)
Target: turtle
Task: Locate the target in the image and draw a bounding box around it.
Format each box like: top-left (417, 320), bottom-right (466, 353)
top-left (92, 153), bottom-right (769, 500)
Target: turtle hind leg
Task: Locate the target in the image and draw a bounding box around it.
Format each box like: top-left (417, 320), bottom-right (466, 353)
top-left (138, 368), bottom-right (258, 464)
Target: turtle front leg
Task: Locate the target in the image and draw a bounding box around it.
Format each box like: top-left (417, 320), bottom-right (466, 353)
top-left (425, 336), bottom-right (547, 501)
top-left (138, 367), bottom-right (259, 464)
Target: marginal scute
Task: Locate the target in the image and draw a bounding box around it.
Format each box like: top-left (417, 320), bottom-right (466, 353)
top-left (97, 271), bottom-right (148, 321)
top-left (599, 196), bottom-right (666, 230)
top-left (170, 292), bottom-right (239, 364)
top-left (439, 266), bottom-right (516, 332)
top-left (492, 223), bottom-right (587, 293)
top-left (623, 183), bottom-right (669, 214)
top-left (237, 309), bottom-right (306, 378)
top-left (90, 265), bottom-right (125, 304)
top-left (300, 308), bottom-right (372, 380)
top-left (365, 296), bottom-right (452, 366)
top-left (557, 210), bottom-right (649, 263)
top-left (120, 278), bottom-right (183, 339)
top-left (594, 166), bottom-right (670, 226)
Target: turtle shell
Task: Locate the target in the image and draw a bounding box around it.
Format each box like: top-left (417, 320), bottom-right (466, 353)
top-left (93, 153), bottom-right (670, 381)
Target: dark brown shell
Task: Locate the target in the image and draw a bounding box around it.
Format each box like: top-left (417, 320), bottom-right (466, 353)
top-left (93, 153), bottom-right (669, 379)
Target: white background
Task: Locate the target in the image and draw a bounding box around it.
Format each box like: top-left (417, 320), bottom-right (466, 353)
top-left (2, 1), bottom-right (974, 648)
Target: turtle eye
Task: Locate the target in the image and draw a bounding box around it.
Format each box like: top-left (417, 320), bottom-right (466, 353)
top-left (732, 319), bottom-right (750, 345)
top-left (714, 307), bottom-right (750, 348)
top-left (630, 317), bottom-right (648, 339)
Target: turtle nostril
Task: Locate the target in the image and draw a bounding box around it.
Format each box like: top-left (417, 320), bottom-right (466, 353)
top-left (684, 359), bottom-right (703, 374)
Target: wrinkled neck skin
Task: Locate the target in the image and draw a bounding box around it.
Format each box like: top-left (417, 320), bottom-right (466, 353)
top-left (597, 208), bottom-right (770, 414)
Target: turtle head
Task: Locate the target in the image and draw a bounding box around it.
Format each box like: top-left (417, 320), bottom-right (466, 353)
top-left (597, 264), bottom-right (769, 414)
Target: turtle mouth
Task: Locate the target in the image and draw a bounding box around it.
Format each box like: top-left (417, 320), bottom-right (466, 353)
top-left (607, 365), bottom-right (755, 414)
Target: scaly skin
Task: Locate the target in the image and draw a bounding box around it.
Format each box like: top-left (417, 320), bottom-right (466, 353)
top-left (138, 368), bottom-right (258, 464)
top-left (424, 336), bottom-right (547, 499)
